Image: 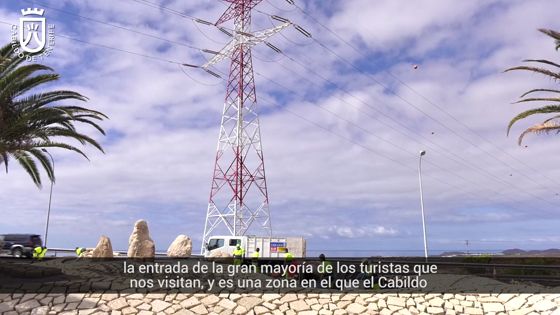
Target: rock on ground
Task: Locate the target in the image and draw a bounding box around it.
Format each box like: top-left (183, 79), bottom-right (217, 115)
top-left (92, 235), bottom-right (114, 258)
top-left (127, 219), bottom-right (155, 258)
top-left (167, 235), bottom-right (193, 258)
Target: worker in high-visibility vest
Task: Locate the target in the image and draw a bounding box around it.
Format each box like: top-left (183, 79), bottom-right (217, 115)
top-left (251, 248), bottom-right (260, 271)
top-left (233, 244), bottom-right (244, 265)
top-left (283, 248), bottom-right (294, 278)
top-left (75, 247), bottom-right (86, 257)
top-left (284, 248), bottom-right (294, 263)
top-left (33, 246), bottom-right (47, 260)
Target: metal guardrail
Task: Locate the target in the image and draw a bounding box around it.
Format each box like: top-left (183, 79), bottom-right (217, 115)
top-left (46, 248), bottom-right (171, 257)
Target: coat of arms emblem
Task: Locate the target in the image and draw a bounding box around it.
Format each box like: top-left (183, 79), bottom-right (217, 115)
top-left (19, 8), bottom-right (47, 53)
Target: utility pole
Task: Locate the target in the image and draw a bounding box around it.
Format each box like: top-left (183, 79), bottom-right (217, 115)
top-left (199, 0), bottom-right (293, 253)
top-left (418, 150), bottom-right (428, 261)
top-left (41, 149), bottom-right (54, 248)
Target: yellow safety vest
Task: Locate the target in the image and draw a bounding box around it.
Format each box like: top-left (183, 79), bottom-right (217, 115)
top-left (33, 247), bottom-right (47, 259)
top-left (285, 252), bottom-right (294, 262)
top-left (251, 252), bottom-right (260, 258)
top-left (233, 248), bottom-right (244, 258)
top-left (76, 248), bottom-right (85, 257)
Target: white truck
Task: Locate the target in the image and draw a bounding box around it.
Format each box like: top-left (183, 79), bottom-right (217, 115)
top-left (203, 235), bottom-right (306, 258)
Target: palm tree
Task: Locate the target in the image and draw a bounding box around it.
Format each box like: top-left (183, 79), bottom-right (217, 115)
top-left (506, 28), bottom-right (560, 145)
top-left (0, 43), bottom-right (107, 187)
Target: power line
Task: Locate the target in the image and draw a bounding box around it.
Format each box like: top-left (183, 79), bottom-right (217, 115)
top-left (56, 34), bottom-right (186, 65)
top-left (253, 69), bottom-right (558, 209)
top-left (0, 17), bottom-right (548, 210)
top-left (262, 95), bottom-right (542, 214)
top-left (115, 0), bottom-right (559, 198)
top-left (14, 0), bottom-right (554, 205)
top-left (105, 1), bottom-right (556, 200)
top-left (11, 0), bottom-right (556, 204)
top-left (249, 42), bottom-right (559, 206)
top-left (128, 0), bottom-right (200, 21)
top-left (202, 68), bottom-right (512, 207)
top-left (0, 20), bottom-right (189, 65)
top-left (25, 0), bottom-right (205, 51)
top-left (279, 1), bottom-right (560, 193)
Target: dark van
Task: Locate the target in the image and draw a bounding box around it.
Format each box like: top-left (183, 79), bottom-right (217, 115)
top-left (0, 234), bottom-right (43, 258)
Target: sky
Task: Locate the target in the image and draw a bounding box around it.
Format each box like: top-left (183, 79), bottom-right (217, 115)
top-left (1, 0), bottom-right (560, 256)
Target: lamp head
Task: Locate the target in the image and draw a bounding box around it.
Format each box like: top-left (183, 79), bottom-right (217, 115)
top-left (420, 150), bottom-right (426, 156)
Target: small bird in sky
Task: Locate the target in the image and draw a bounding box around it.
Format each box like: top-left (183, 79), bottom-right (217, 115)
top-left (413, 64), bottom-right (419, 70)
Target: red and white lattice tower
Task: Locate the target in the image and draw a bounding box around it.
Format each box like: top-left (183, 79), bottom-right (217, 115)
top-left (200, 0), bottom-right (291, 252)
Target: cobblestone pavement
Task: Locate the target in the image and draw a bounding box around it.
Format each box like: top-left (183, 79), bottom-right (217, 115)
top-left (1, 292), bottom-right (560, 315)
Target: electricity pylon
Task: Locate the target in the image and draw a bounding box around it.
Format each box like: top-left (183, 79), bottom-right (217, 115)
top-left (199, 0), bottom-right (291, 253)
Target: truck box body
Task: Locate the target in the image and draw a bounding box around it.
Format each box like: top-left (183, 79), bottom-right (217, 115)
top-left (204, 235), bottom-right (306, 258)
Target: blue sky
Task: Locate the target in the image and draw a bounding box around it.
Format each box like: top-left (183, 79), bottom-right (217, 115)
top-left (1, 0), bottom-right (560, 256)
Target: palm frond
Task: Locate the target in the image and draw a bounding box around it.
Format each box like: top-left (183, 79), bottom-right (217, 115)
top-left (504, 66), bottom-right (560, 81)
top-left (34, 141), bottom-right (90, 160)
top-left (518, 121), bottom-right (560, 145)
top-left (12, 151), bottom-right (41, 187)
top-left (43, 127), bottom-right (105, 153)
top-left (27, 148), bottom-right (54, 182)
top-left (520, 89), bottom-right (560, 98)
top-left (507, 105), bottom-right (560, 135)
top-left (515, 97), bottom-right (560, 104)
top-left (539, 28), bottom-right (560, 50)
top-left (0, 152), bottom-right (8, 173)
top-left (543, 114), bottom-right (560, 124)
top-left (523, 59), bottom-right (560, 69)
top-left (0, 42), bottom-right (107, 187)
top-left (72, 117), bottom-right (107, 135)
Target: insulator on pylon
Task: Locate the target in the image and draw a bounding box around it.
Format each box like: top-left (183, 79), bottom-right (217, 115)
top-left (294, 25), bottom-right (312, 38)
top-left (195, 18), bottom-right (213, 25)
top-left (202, 49), bottom-right (220, 55)
top-left (285, 0), bottom-right (295, 4)
top-left (236, 31), bottom-right (254, 37)
top-left (219, 27), bottom-right (233, 37)
top-left (271, 15), bottom-right (290, 23)
top-left (204, 69), bottom-right (222, 78)
top-left (265, 42), bottom-right (282, 53)
top-left (182, 63), bottom-right (199, 68)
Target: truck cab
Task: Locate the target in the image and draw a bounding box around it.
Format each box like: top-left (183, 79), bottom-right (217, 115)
top-left (205, 235), bottom-right (244, 257)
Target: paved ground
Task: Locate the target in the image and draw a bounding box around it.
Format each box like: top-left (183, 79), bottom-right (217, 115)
top-left (2, 292), bottom-right (560, 315)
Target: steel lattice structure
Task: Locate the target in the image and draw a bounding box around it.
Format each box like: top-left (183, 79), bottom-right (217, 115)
top-left (200, 0), bottom-right (290, 252)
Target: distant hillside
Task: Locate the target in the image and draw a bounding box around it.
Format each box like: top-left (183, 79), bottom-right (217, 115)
top-left (440, 248), bottom-right (560, 257)
top-left (502, 248), bottom-right (560, 257)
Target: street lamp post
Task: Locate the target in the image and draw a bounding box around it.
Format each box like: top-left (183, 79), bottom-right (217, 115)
top-left (418, 150), bottom-right (428, 261)
top-left (41, 149), bottom-right (54, 248)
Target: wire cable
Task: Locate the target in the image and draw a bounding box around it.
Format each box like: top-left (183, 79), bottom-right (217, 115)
top-left (56, 34), bottom-right (186, 65)
top-left (191, 19), bottom-right (229, 45)
top-left (261, 46), bottom-right (559, 206)
top-left (264, 0), bottom-right (297, 13)
top-left (254, 69), bottom-right (558, 209)
top-left (178, 64), bottom-right (223, 87)
top-left (286, 2), bottom-right (560, 192)
top-left (24, 0), bottom-right (204, 51)
top-left (0, 17), bottom-right (541, 214)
